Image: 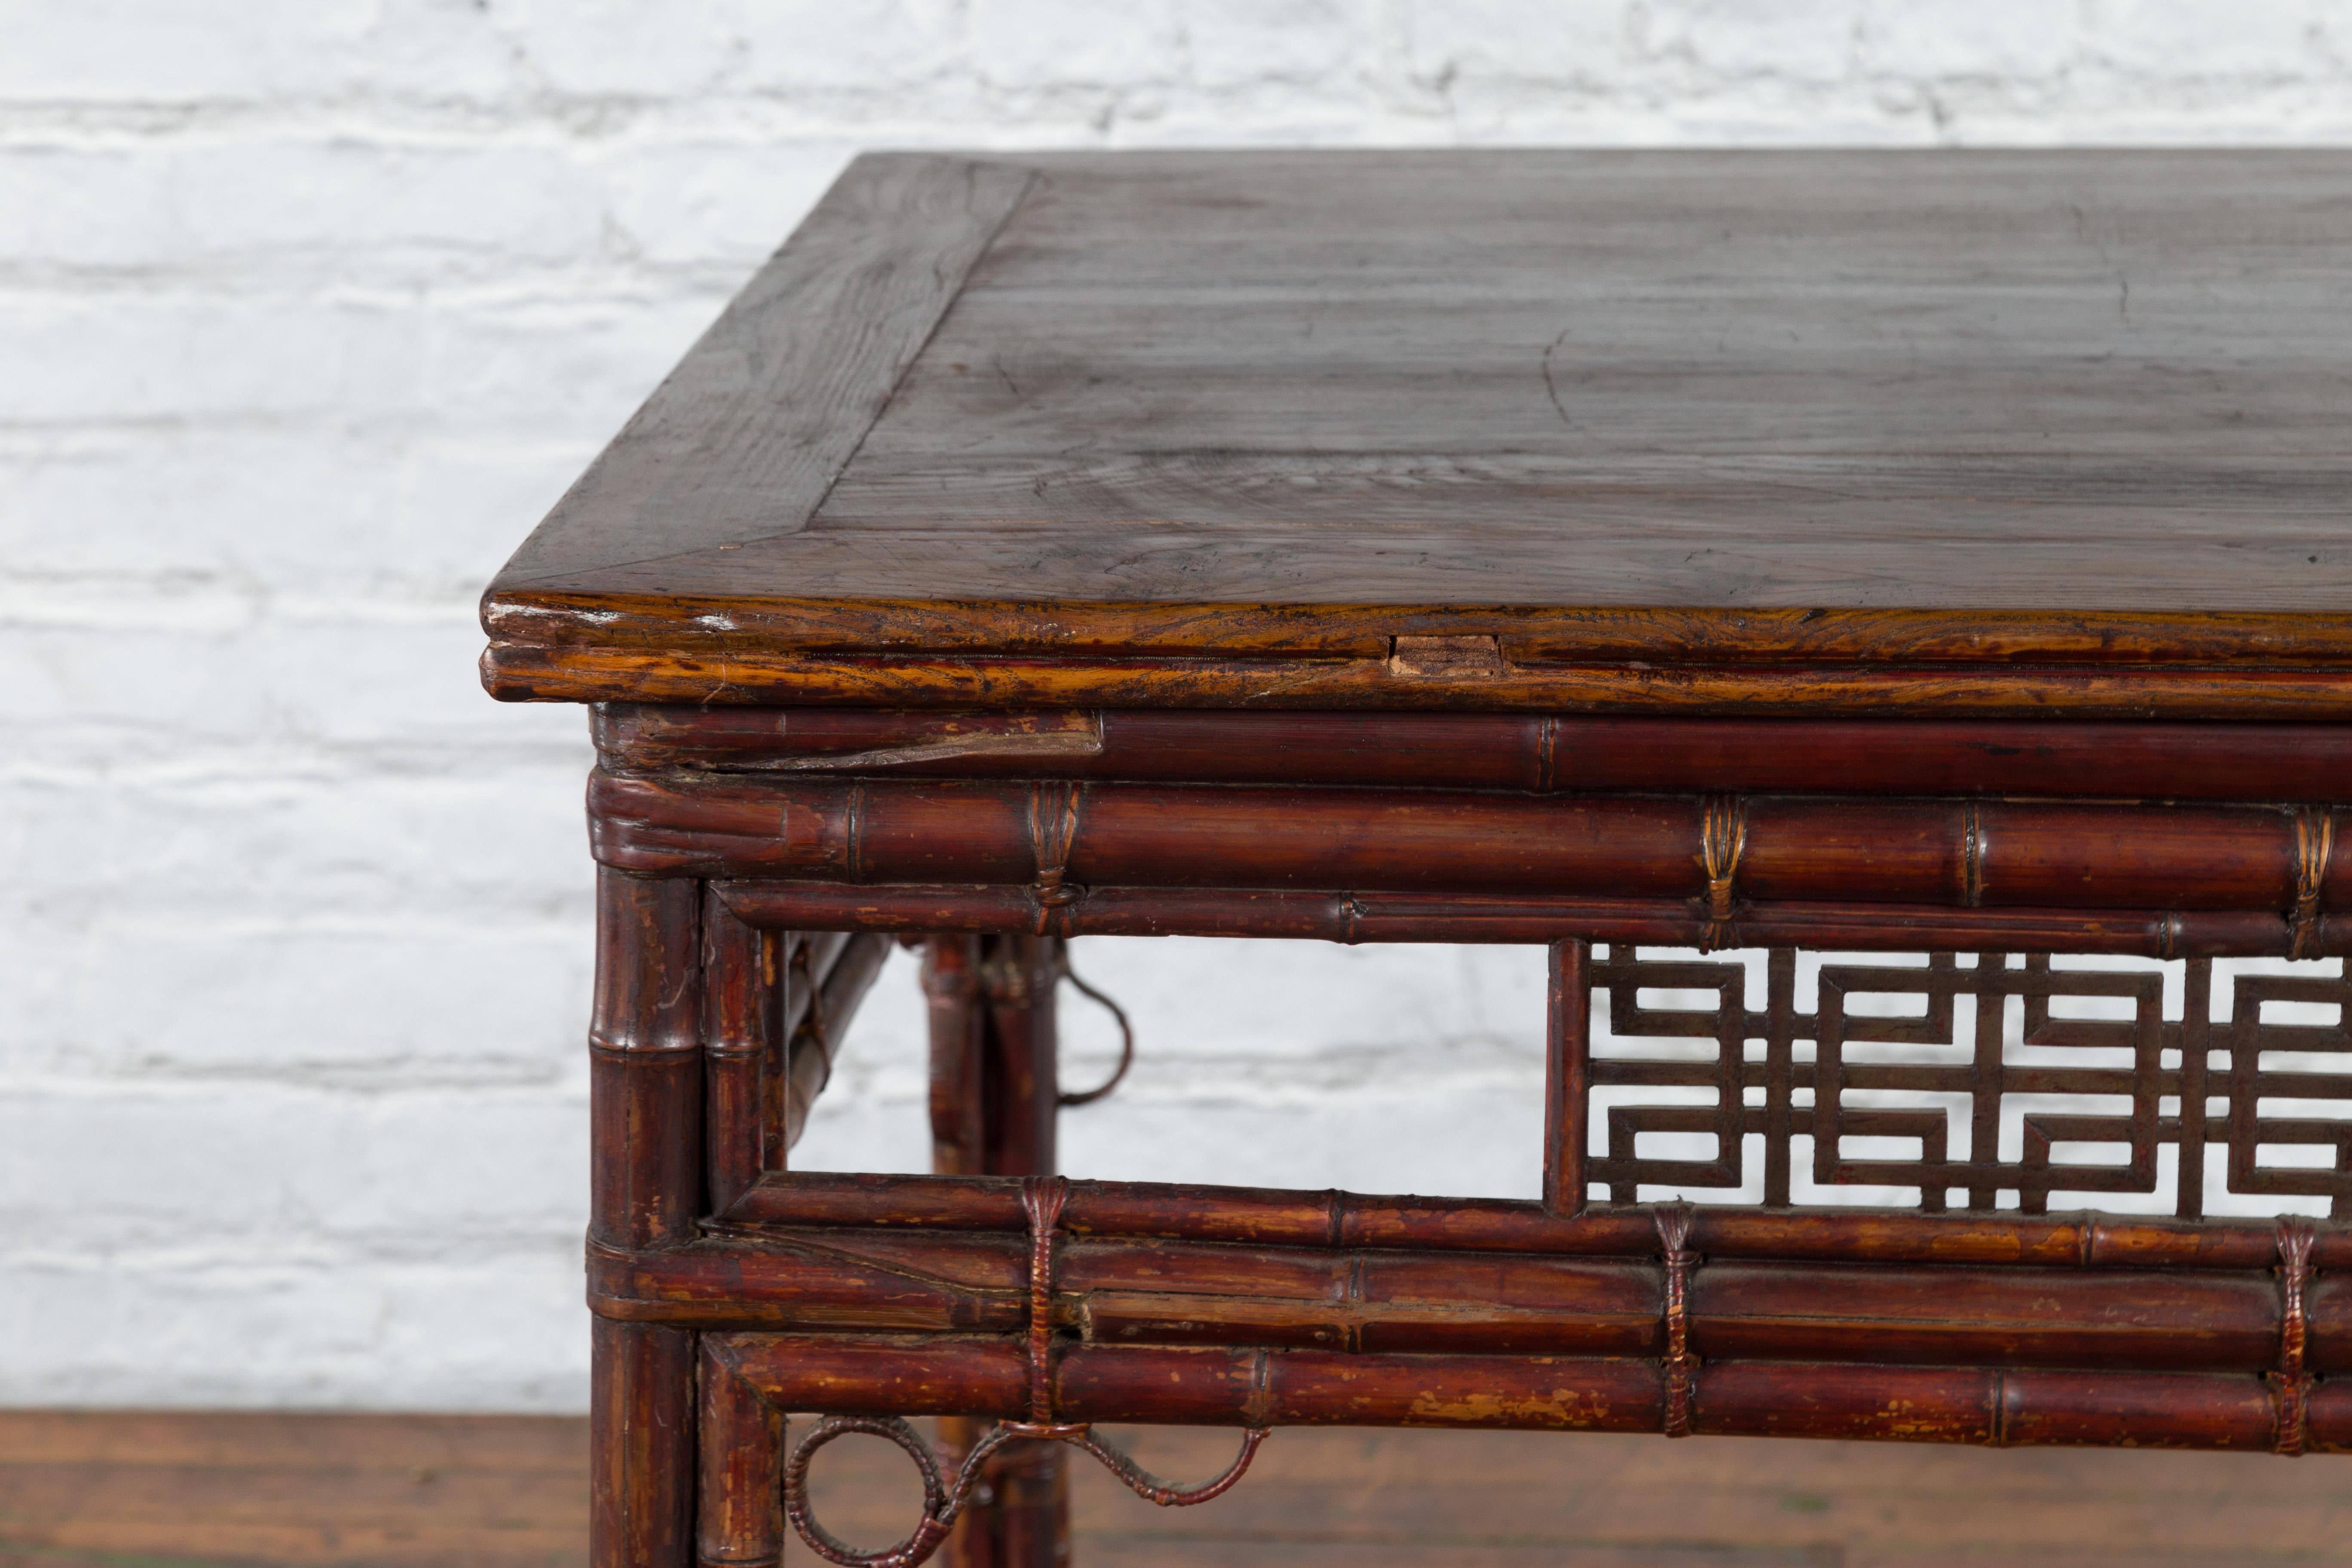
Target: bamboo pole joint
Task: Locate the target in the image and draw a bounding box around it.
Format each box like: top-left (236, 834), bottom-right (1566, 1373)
top-left (2275, 1215), bottom-right (2318, 1456)
top-left (779, 1174), bottom-right (1271, 1566)
top-left (1657, 1203), bottom-right (1700, 1438)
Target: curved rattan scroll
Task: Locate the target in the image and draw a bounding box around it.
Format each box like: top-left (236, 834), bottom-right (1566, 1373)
top-left (781, 1175), bottom-right (1270, 1566)
top-left (785, 1415), bottom-right (1266, 1568)
top-left (1055, 946), bottom-right (1136, 1108)
top-left (784, 1415), bottom-right (952, 1568)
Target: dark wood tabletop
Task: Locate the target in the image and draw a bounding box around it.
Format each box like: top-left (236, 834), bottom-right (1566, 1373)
top-left (482, 150), bottom-right (2352, 715)
top-left (505, 156), bottom-right (2352, 1563)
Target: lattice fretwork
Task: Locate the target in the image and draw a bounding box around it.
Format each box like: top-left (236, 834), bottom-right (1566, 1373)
top-left (1586, 947), bottom-right (2352, 1218)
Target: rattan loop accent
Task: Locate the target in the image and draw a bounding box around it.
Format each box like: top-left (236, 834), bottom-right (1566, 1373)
top-left (1655, 1202), bottom-right (1701, 1438)
top-left (1054, 948), bottom-right (1137, 1108)
top-left (781, 1172), bottom-right (1269, 1567)
top-left (2290, 808), bottom-right (2332, 960)
top-left (784, 1415), bottom-right (952, 1568)
top-left (1698, 796), bottom-right (1746, 953)
top-left (2272, 1215), bottom-right (2318, 1457)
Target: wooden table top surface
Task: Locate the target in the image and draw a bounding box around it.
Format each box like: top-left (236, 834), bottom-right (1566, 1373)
top-left (482, 150), bottom-right (2352, 714)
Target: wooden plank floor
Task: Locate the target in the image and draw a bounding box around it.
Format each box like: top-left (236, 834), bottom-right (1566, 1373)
top-left (7, 1411), bottom-right (2352, 1567)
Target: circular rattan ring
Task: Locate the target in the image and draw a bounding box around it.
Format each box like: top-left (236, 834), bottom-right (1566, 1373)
top-left (783, 1415), bottom-right (950, 1568)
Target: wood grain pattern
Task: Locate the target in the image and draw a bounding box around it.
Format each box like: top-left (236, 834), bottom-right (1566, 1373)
top-left (484, 151), bottom-right (2352, 710)
top-left (502, 147), bottom-right (2352, 1549)
top-left (517, 600), bottom-right (2352, 665)
top-left (487, 643), bottom-right (2352, 717)
top-left (493, 153), bottom-right (1035, 588)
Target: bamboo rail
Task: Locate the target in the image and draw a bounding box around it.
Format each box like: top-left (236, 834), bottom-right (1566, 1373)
top-left (703, 1331), bottom-right (2348, 1455)
top-left (597, 705), bottom-right (2352, 803)
top-left (593, 777), bottom-right (2347, 931)
top-left (583, 714), bottom-right (2352, 1491)
top-left (712, 883), bottom-right (2312, 957)
top-left (593, 1227), bottom-right (2323, 1374)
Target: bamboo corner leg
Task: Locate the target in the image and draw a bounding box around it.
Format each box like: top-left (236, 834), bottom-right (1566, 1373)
top-left (595, 1320), bottom-right (696, 1568)
top-left (591, 870), bottom-right (704, 1568)
top-left (925, 935), bottom-right (1071, 1568)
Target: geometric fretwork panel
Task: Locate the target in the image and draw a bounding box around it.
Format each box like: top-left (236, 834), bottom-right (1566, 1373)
top-left (1588, 946), bottom-right (2352, 1219)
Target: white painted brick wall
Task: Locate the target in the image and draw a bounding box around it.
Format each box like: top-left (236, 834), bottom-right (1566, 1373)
top-left (4, 0), bottom-right (2348, 1413)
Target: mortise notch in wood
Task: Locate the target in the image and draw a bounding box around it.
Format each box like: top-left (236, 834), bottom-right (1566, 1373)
top-left (1389, 635), bottom-right (1507, 678)
top-left (744, 720), bottom-right (1105, 773)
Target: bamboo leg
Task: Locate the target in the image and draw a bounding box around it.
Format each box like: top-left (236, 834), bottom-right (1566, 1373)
top-left (925, 935), bottom-right (996, 1566)
top-left (783, 933), bottom-right (894, 1154)
top-left (698, 1338), bottom-right (784, 1568)
top-left (929, 934), bottom-right (1071, 1568)
top-left (591, 869), bottom-right (704, 1568)
top-left (595, 1319), bottom-right (697, 1568)
top-left (925, 937), bottom-right (986, 1178)
top-left (1544, 938), bottom-right (1591, 1218)
top-left (704, 898), bottom-right (771, 1215)
top-left (700, 925), bottom-right (897, 1565)
top-left (980, 936), bottom-right (1062, 1179)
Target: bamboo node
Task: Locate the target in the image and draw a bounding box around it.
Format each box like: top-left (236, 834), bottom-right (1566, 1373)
top-left (1027, 781), bottom-right (1086, 936)
top-left (1019, 1175), bottom-right (1069, 1426)
top-left (918, 941), bottom-right (980, 1004)
top-left (1698, 796), bottom-right (1746, 953)
top-left (1654, 1203), bottom-right (1702, 1438)
top-left (2290, 808), bottom-right (2332, 960)
top-left (782, 1171), bottom-right (1270, 1566)
top-left (2272, 1214), bottom-right (2317, 1457)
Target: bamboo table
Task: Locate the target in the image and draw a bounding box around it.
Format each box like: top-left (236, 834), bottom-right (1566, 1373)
top-left (483, 151), bottom-right (2352, 1568)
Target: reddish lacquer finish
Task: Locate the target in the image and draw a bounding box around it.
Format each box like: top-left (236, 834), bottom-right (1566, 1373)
top-left (571, 695), bottom-right (2352, 1565)
top-left (493, 151), bottom-right (2352, 1568)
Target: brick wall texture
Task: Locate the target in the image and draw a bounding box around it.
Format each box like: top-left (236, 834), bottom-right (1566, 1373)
top-left (5, 1), bottom-right (2349, 1411)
